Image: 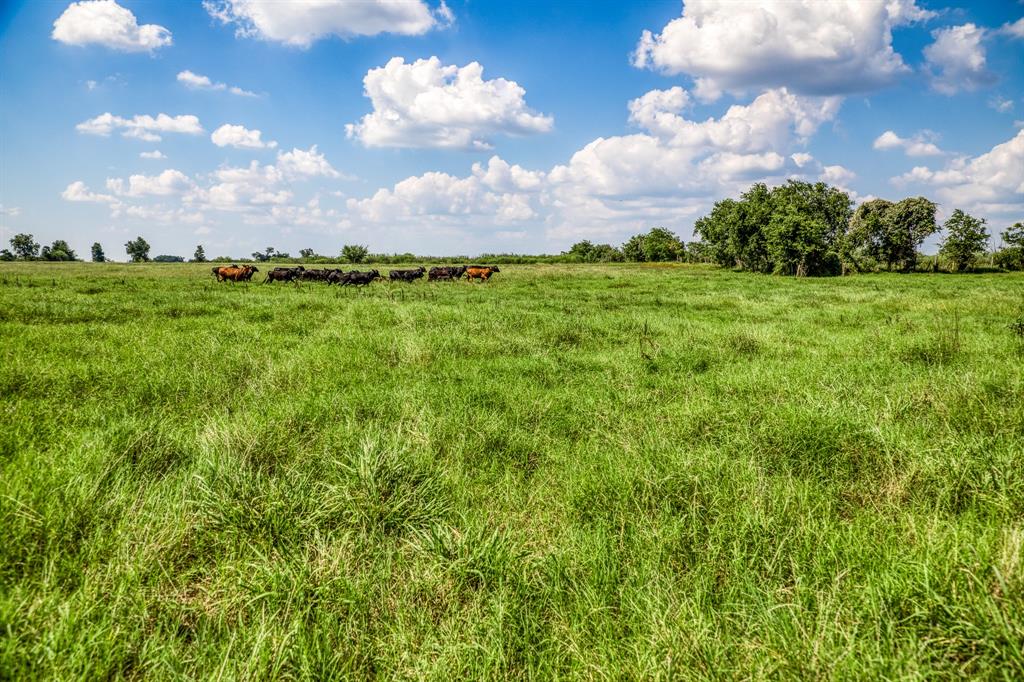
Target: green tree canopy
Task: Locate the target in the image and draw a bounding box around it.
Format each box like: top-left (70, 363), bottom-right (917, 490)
top-left (9, 233), bottom-right (39, 260)
top-left (124, 236), bottom-right (151, 262)
top-left (192, 245), bottom-right (206, 262)
top-left (41, 239), bottom-right (77, 261)
top-left (342, 244), bottom-right (369, 263)
top-left (91, 242), bottom-right (106, 262)
top-left (621, 227), bottom-right (686, 262)
top-left (940, 209), bottom-right (989, 272)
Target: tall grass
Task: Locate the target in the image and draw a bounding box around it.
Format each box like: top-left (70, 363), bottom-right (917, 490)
top-left (1, 262), bottom-right (1023, 678)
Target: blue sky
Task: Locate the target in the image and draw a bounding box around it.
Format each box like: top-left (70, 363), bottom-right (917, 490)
top-left (1, 0), bottom-right (1022, 259)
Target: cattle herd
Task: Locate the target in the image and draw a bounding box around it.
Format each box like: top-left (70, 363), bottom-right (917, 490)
top-left (211, 264), bottom-right (500, 285)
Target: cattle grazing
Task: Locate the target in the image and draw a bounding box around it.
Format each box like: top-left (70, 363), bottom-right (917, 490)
top-left (389, 266), bottom-right (426, 282)
top-left (337, 269), bottom-right (381, 286)
top-left (213, 265), bottom-right (259, 282)
top-left (465, 266), bottom-right (500, 282)
top-left (265, 266), bottom-right (304, 284)
top-left (428, 265), bottom-right (467, 281)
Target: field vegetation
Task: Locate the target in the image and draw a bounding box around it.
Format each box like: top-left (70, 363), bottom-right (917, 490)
top-left (2, 262), bottom-right (1023, 678)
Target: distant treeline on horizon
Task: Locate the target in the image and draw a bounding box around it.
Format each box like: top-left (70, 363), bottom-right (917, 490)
top-left (4, 181), bottom-right (1023, 274)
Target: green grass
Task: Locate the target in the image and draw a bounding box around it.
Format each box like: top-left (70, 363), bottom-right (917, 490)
top-left (1, 262), bottom-right (1023, 679)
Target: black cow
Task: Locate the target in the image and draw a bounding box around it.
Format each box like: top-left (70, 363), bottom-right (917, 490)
top-left (389, 266), bottom-right (426, 282)
top-left (428, 265), bottom-right (467, 281)
top-left (339, 269), bottom-right (381, 286)
top-left (265, 265), bottom-right (304, 284)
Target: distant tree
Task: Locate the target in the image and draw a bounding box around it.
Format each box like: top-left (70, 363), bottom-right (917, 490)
top-left (9, 233), bottom-right (39, 260)
top-left (342, 244), bottom-right (369, 263)
top-left (192, 245), bottom-right (206, 262)
top-left (153, 255), bottom-right (185, 262)
top-left (886, 197), bottom-right (938, 271)
top-left (940, 209), bottom-right (989, 271)
top-left (40, 239), bottom-right (77, 261)
top-left (0, 249), bottom-right (15, 261)
top-left (621, 227), bottom-right (686, 262)
top-left (994, 221), bottom-right (1024, 270)
top-left (124, 236), bottom-right (151, 262)
top-left (1002, 221), bottom-right (1024, 249)
top-left (764, 181), bottom-right (850, 276)
top-left (563, 240), bottom-right (624, 263)
top-left (299, 248), bottom-right (318, 259)
top-left (91, 242), bottom-right (106, 262)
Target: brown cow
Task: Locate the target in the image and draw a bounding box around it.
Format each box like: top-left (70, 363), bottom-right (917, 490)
top-left (214, 265), bottom-right (258, 282)
top-left (465, 266), bottom-right (500, 282)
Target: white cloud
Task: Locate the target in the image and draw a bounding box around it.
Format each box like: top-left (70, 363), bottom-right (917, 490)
top-left (893, 129), bottom-right (1024, 217)
top-left (0, 204), bottom-right (21, 217)
top-left (52, 0), bottom-right (171, 52)
top-left (998, 17), bottom-right (1024, 39)
top-left (61, 180), bottom-right (118, 203)
top-left (345, 57), bottom-right (553, 150)
top-left (988, 95), bottom-right (1014, 113)
top-left (76, 113), bottom-right (204, 142)
top-left (344, 85), bottom-right (844, 246)
top-left (106, 169), bottom-right (195, 197)
top-left (633, 0), bottom-right (933, 100)
top-left (211, 124), bottom-right (277, 149)
top-left (275, 145), bottom-right (341, 179)
top-left (177, 70), bottom-right (257, 97)
top-left (872, 129), bottom-right (943, 156)
top-left (820, 165), bottom-right (857, 186)
top-left (204, 0), bottom-right (450, 47)
top-left (140, 150), bottom-right (166, 159)
top-left (923, 24), bottom-right (996, 95)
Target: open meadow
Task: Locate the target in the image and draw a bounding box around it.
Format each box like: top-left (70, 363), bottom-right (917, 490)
top-left (1, 262), bottom-right (1023, 679)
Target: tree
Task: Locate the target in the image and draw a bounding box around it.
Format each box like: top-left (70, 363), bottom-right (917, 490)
top-left (91, 242), bottom-right (106, 262)
top-left (621, 227), bottom-right (686, 262)
top-left (0, 249), bottom-right (15, 261)
top-left (763, 181), bottom-right (850, 276)
top-left (9, 233), bottom-right (39, 260)
top-left (994, 221), bottom-right (1024, 270)
top-left (154, 255), bottom-right (185, 262)
top-left (40, 239), bottom-right (77, 261)
top-left (192, 245), bottom-right (206, 262)
top-left (124, 236), bottom-right (151, 262)
top-left (342, 244), bottom-right (369, 263)
top-left (940, 209), bottom-right (989, 272)
top-left (886, 197), bottom-right (938, 271)
top-left (563, 241), bottom-right (623, 262)
top-left (299, 248), bottom-right (318, 259)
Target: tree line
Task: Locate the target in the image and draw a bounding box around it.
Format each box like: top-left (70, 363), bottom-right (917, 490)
top-left (3, 180), bottom-right (1021, 273)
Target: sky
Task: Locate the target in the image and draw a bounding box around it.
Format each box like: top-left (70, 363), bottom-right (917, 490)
top-left (0, 0), bottom-right (1022, 260)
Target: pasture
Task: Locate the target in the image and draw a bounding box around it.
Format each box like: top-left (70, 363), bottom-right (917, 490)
top-left (1, 262), bottom-right (1023, 679)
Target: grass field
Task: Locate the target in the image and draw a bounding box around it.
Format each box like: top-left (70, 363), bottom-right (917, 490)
top-left (1, 262), bottom-right (1023, 679)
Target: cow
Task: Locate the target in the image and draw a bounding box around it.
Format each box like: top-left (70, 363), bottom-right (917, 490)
top-left (213, 265), bottom-right (258, 282)
top-left (265, 266), bottom-right (304, 284)
top-left (338, 269), bottom-right (381, 286)
top-left (428, 265), bottom-right (467, 281)
top-left (465, 266), bottom-right (500, 282)
top-left (389, 266), bottom-right (426, 282)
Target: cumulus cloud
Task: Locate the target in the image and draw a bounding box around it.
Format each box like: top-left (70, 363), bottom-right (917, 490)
top-left (893, 129), bottom-right (1024, 217)
top-left (924, 24), bottom-right (996, 95)
top-left (873, 130), bottom-right (943, 156)
top-left (0, 204), bottom-right (22, 217)
top-left (345, 57), bottom-right (553, 150)
top-left (632, 0), bottom-right (932, 100)
top-left (211, 124), bottom-right (277, 149)
top-left (140, 150), bottom-right (166, 159)
top-left (344, 86), bottom-right (845, 246)
top-left (276, 145), bottom-right (341, 179)
top-left (204, 0), bottom-right (451, 47)
top-left (52, 0), bottom-right (171, 52)
top-left (61, 180), bottom-right (118, 203)
top-left (76, 113), bottom-right (204, 142)
top-left (106, 169), bottom-right (195, 197)
top-left (998, 17), bottom-right (1024, 39)
top-left (177, 70), bottom-right (257, 97)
